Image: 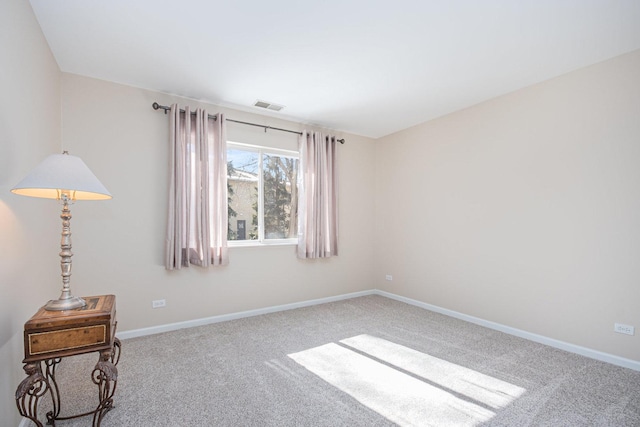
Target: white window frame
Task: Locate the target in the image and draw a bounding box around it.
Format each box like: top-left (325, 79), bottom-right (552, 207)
top-left (227, 141), bottom-right (299, 247)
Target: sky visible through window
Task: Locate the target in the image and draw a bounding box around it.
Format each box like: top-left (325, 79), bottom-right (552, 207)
top-left (228, 149), bottom-right (258, 174)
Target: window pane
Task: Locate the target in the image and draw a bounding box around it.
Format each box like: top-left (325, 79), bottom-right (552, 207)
top-left (263, 154), bottom-right (299, 239)
top-left (227, 149), bottom-right (258, 241)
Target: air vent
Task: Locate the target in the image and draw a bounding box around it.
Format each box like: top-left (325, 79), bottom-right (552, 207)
top-left (253, 100), bottom-right (284, 112)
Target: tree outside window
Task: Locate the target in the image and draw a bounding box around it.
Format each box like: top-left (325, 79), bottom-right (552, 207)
top-left (227, 143), bottom-right (298, 245)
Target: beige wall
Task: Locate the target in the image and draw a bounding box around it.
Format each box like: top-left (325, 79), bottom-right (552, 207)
top-left (375, 49), bottom-right (640, 361)
top-left (2, 1), bottom-right (639, 422)
top-left (0, 0), bottom-right (62, 423)
top-left (60, 73), bottom-right (377, 332)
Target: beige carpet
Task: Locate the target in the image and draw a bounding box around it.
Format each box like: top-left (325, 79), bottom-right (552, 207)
top-left (29, 295), bottom-right (640, 426)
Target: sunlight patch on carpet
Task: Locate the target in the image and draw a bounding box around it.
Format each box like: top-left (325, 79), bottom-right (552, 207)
top-left (341, 334), bottom-right (526, 409)
top-left (288, 335), bottom-right (526, 426)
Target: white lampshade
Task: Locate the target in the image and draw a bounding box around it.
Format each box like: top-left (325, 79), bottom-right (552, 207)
top-left (10, 151), bottom-right (111, 311)
top-left (11, 152), bottom-right (111, 200)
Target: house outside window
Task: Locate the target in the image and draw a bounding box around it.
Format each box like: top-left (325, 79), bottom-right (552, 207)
top-left (227, 142), bottom-right (299, 245)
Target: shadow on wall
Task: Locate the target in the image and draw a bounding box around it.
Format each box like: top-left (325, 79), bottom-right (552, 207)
top-left (0, 197), bottom-right (38, 347)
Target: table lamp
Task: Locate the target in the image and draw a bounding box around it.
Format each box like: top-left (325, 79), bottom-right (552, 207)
top-left (11, 151), bottom-right (112, 311)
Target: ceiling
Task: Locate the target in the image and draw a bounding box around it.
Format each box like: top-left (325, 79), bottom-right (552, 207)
top-left (30, 0), bottom-right (640, 139)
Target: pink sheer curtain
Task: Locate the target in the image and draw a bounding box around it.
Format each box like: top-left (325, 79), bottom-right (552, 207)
top-left (165, 104), bottom-right (228, 269)
top-left (297, 131), bottom-right (339, 259)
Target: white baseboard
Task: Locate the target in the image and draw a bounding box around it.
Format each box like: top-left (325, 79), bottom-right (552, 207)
top-left (375, 290), bottom-right (640, 372)
top-left (118, 290), bottom-right (376, 340)
top-left (117, 288), bottom-right (640, 371)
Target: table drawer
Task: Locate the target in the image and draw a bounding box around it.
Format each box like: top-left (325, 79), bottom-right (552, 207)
top-left (28, 324), bottom-right (107, 356)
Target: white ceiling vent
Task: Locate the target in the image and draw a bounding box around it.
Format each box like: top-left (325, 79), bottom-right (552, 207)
top-left (253, 100), bottom-right (285, 112)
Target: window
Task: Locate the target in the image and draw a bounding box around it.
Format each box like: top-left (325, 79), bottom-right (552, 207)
top-left (227, 142), bottom-right (299, 245)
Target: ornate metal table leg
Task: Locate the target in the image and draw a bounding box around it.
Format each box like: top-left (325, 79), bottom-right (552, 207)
top-left (112, 337), bottom-right (121, 365)
top-left (44, 358), bottom-right (62, 425)
top-left (91, 348), bottom-right (118, 427)
top-left (15, 362), bottom-right (52, 427)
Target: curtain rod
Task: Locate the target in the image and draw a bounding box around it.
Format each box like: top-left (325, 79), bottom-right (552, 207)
top-left (152, 102), bottom-right (345, 144)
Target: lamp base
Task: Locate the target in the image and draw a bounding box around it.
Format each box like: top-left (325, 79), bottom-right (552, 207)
top-left (44, 296), bottom-right (87, 311)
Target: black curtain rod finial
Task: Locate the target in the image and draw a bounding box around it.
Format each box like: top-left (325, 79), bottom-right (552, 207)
top-left (152, 102), bottom-right (168, 114)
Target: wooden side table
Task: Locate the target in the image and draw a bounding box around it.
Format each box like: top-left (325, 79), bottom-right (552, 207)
top-left (15, 295), bottom-right (121, 427)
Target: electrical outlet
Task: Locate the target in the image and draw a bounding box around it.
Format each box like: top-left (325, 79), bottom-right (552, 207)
top-left (614, 323), bottom-right (634, 335)
top-left (385, 275), bottom-right (393, 281)
top-left (152, 299), bottom-right (166, 309)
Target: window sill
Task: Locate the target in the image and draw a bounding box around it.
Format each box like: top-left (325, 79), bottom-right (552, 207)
top-left (228, 240), bottom-right (298, 248)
